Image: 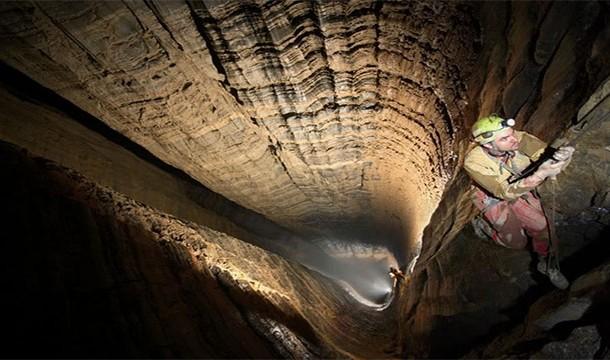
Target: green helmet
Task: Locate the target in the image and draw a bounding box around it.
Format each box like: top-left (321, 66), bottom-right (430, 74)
top-left (472, 115), bottom-right (515, 144)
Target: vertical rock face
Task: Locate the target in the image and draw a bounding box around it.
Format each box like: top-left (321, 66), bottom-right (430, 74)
top-left (0, 0), bottom-right (478, 254)
top-left (399, 2), bottom-right (610, 358)
top-left (191, 0), bottom-right (477, 243)
top-left (1, 0), bottom-right (609, 358)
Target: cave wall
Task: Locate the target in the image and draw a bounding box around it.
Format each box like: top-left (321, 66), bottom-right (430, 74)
top-left (0, 0), bottom-right (479, 254)
top-left (0, 142), bottom-right (407, 358)
top-left (400, 2), bottom-right (610, 357)
top-left (0, 143), bottom-right (278, 358)
top-left (0, 82), bottom-right (255, 244)
top-left (0, 1), bottom-right (609, 358)
top-left (0, 63), bottom-right (341, 278)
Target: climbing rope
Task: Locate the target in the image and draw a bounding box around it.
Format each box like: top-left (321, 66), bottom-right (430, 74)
top-left (548, 179), bottom-right (561, 272)
top-left (537, 93), bottom-right (609, 272)
top-left (538, 179), bottom-right (561, 273)
top-left (540, 102), bottom-right (607, 270)
top-left (510, 93), bottom-right (609, 184)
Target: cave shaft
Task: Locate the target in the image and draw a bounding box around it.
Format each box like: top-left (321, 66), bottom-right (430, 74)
top-left (0, 0), bottom-right (477, 254)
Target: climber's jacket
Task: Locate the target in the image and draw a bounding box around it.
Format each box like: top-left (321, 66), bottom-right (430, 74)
top-left (464, 131), bottom-right (547, 202)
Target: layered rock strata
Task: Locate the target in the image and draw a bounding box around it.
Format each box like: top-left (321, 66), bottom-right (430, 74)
top-left (0, 0), bottom-right (478, 255)
top-left (0, 62), bottom-right (338, 289)
top-left (0, 0), bottom-right (609, 358)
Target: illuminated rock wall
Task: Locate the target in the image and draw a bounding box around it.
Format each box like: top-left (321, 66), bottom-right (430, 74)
top-left (0, 1), bottom-right (478, 254)
top-left (1, 1), bottom-right (609, 358)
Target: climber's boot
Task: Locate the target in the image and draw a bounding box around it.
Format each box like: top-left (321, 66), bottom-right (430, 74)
top-left (537, 256), bottom-right (569, 290)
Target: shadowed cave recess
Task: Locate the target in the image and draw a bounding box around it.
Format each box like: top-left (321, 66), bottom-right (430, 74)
top-left (1, 1), bottom-right (609, 358)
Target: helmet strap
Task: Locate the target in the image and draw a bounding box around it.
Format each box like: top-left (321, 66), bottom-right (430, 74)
top-left (482, 143), bottom-right (514, 159)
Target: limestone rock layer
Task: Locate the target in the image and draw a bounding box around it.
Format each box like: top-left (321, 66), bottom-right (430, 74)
top-left (1, 1), bottom-right (610, 359)
top-left (0, 0), bottom-right (477, 251)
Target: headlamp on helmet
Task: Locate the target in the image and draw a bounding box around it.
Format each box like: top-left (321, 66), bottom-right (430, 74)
top-left (472, 115), bottom-right (515, 144)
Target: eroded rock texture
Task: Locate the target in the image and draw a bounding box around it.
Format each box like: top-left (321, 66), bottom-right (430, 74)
top-left (399, 2), bottom-right (610, 358)
top-left (1, 0), bottom-right (609, 358)
top-left (0, 142), bottom-right (401, 358)
top-left (0, 0), bottom-right (478, 254)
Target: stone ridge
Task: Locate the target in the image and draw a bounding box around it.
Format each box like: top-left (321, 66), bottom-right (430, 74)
top-left (0, 0), bottom-right (477, 248)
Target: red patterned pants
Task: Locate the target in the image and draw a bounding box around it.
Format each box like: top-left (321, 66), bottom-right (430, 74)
top-left (473, 188), bottom-right (549, 256)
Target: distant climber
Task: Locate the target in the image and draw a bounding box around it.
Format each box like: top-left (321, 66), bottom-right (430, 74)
top-left (389, 267), bottom-right (405, 288)
top-left (464, 115), bottom-right (574, 290)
